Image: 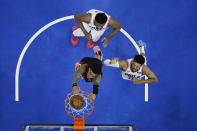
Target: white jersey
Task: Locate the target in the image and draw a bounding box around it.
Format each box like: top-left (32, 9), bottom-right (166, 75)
top-left (121, 59), bottom-right (144, 80)
top-left (87, 9), bottom-right (111, 31)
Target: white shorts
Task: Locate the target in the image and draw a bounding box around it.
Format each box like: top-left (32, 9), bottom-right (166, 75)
top-left (73, 22), bottom-right (106, 42)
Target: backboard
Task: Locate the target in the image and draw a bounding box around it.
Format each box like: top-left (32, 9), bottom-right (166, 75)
top-left (21, 124), bottom-right (137, 131)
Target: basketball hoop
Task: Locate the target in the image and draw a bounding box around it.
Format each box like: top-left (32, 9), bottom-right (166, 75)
top-left (65, 90), bottom-right (94, 130)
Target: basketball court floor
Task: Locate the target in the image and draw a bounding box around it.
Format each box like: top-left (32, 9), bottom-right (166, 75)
top-left (0, 0), bottom-right (197, 131)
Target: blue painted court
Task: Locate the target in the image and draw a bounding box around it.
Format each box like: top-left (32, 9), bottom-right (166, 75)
top-left (0, 0), bottom-right (197, 130)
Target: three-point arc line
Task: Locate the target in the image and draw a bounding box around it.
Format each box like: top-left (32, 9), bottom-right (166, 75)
top-left (15, 15), bottom-right (149, 102)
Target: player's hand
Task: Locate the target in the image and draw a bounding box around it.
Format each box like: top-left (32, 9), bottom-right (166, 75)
top-left (85, 33), bottom-right (93, 41)
top-left (73, 86), bottom-right (80, 93)
top-left (88, 93), bottom-right (96, 102)
top-left (110, 57), bottom-right (119, 64)
top-left (101, 37), bottom-right (109, 48)
top-left (132, 77), bottom-right (141, 84)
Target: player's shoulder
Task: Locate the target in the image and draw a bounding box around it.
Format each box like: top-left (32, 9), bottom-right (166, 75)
top-left (82, 13), bottom-right (91, 23)
top-left (108, 17), bottom-right (121, 28)
top-left (119, 60), bottom-right (127, 65)
top-left (119, 60), bottom-right (128, 71)
top-left (108, 17), bottom-right (115, 25)
top-left (80, 63), bottom-right (88, 69)
top-left (142, 65), bottom-right (151, 73)
top-left (75, 13), bottom-right (91, 23)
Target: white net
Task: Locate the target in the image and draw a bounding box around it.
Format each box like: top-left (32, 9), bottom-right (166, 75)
top-left (65, 91), bottom-right (94, 118)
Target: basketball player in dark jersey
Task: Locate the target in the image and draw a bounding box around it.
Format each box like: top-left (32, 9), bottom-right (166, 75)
top-left (72, 46), bottom-right (103, 101)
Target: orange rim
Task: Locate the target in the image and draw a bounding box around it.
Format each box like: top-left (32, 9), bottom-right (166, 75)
top-left (65, 90), bottom-right (94, 119)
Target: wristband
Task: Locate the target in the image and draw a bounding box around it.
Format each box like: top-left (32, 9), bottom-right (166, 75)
top-left (72, 83), bottom-right (77, 87)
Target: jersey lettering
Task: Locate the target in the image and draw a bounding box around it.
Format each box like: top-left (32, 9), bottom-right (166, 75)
top-left (124, 73), bottom-right (140, 79)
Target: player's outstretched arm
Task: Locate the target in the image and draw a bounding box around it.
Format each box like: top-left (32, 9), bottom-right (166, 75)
top-left (72, 64), bottom-right (86, 92)
top-left (93, 75), bottom-right (101, 95)
top-left (107, 17), bottom-right (122, 38)
top-left (132, 65), bottom-right (158, 84)
top-left (88, 74), bottom-right (101, 102)
top-left (74, 13), bottom-right (92, 41)
top-left (102, 17), bottom-right (122, 47)
top-left (104, 57), bottom-right (127, 71)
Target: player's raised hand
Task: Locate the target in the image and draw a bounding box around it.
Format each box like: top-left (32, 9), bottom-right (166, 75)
top-left (88, 93), bottom-right (96, 102)
top-left (73, 86), bottom-right (80, 93)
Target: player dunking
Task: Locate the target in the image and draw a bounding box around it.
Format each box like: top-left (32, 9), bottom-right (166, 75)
top-left (72, 46), bottom-right (103, 101)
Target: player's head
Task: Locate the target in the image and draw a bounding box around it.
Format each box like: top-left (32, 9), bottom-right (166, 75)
top-left (81, 57), bottom-right (103, 80)
top-left (131, 55), bottom-right (145, 72)
top-left (86, 62), bottom-right (102, 79)
top-left (80, 57), bottom-right (103, 81)
top-left (94, 13), bottom-right (107, 30)
top-left (86, 68), bottom-right (97, 79)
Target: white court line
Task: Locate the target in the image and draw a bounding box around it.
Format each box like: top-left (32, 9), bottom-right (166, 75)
top-left (25, 126), bottom-right (29, 131)
top-left (60, 126), bottom-right (64, 131)
top-left (15, 16), bottom-right (74, 101)
top-left (15, 15), bottom-right (148, 102)
top-left (145, 76), bottom-right (148, 101)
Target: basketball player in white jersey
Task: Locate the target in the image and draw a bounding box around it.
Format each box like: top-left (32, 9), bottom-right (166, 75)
top-left (71, 9), bottom-right (122, 48)
top-left (104, 43), bottom-right (158, 84)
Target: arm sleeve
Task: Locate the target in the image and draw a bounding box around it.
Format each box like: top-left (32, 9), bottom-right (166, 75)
top-left (93, 75), bottom-right (101, 96)
top-left (72, 64), bottom-right (86, 86)
top-left (93, 85), bottom-right (99, 96)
